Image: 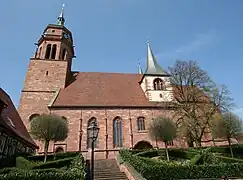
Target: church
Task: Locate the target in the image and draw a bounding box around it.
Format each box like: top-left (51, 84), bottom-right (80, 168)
top-left (17, 7), bottom-right (206, 159)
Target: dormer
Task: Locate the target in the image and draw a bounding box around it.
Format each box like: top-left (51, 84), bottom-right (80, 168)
top-left (139, 41), bottom-right (174, 102)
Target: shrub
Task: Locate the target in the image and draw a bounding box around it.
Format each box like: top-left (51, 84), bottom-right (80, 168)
top-left (136, 149), bottom-right (165, 158)
top-left (16, 157), bottom-right (34, 170)
top-left (27, 152), bottom-right (79, 162)
top-left (168, 149), bottom-right (197, 159)
top-left (0, 168), bottom-right (81, 180)
top-left (32, 157), bottom-right (75, 169)
top-left (0, 153), bottom-right (85, 180)
top-left (120, 149), bottom-right (243, 180)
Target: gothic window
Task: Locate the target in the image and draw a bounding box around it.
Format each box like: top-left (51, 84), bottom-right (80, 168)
top-left (29, 113), bottom-right (40, 122)
top-left (113, 117), bottom-right (123, 147)
top-left (0, 133), bottom-right (7, 153)
top-left (62, 48), bottom-right (67, 60)
top-left (45, 44), bottom-right (52, 59)
top-left (137, 117), bottom-right (145, 131)
top-left (153, 78), bottom-right (164, 90)
top-left (51, 44), bottom-right (57, 59)
top-left (87, 117), bottom-right (98, 149)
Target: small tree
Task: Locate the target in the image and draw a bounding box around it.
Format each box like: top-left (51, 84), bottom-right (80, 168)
top-left (211, 112), bottom-right (242, 158)
top-left (29, 113), bottom-right (69, 162)
top-left (149, 117), bottom-right (177, 161)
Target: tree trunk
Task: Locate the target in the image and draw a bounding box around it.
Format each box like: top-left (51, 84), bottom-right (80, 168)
top-left (195, 139), bottom-right (202, 148)
top-left (44, 140), bottom-right (50, 163)
top-left (227, 138), bottom-right (234, 158)
top-left (165, 142), bottom-right (170, 162)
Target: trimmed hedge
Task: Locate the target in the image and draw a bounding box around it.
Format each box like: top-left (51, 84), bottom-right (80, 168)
top-left (27, 152), bottom-right (79, 162)
top-left (0, 169), bottom-right (81, 180)
top-left (0, 153), bottom-right (85, 180)
top-left (32, 157), bottom-right (75, 169)
top-left (120, 149), bottom-right (243, 180)
top-left (136, 149), bottom-right (165, 158)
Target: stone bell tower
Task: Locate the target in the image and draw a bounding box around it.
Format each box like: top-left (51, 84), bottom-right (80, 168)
top-left (18, 5), bottom-right (75, 151)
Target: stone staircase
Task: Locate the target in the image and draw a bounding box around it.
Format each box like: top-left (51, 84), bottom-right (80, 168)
top-left (94, 159), bottom-right (128, 180)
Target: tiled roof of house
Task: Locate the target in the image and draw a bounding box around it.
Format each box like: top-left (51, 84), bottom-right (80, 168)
top-left (0, 88), bottom-right (37, 148)
top-left (51, 72), bottom-right (178, 108)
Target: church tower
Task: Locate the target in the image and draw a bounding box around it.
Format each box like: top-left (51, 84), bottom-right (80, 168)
top-left (18, 5), bottom-right (75, 139)
top-left (139, 41), bottom-right (174, 102)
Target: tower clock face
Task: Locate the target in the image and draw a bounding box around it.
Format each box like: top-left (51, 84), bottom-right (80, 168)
top-left (63, 33), bottom-right (70, 39)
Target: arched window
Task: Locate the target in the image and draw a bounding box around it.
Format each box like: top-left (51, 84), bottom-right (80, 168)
top-left (29, 113), bottom-right (40, 122)
top-left (62, 48), bottom-right (66, 60)
top-left (87, 117), bottom-right (98, 149)
top-left (45, 44), bottom-right (51, 59)
top-left (137, 117), bottom-right (145, 131)
top-left (153, 78), bottom-right (164, 90)
top-left (113, 117), bottom-right (123, 147)
top-left (51, 44), bottom-right (57, 59)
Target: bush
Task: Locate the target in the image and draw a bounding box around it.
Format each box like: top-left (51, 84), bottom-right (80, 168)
top-left (211, 145), bottom-right (243, 157)
top-left (120, 149), bottom-right (243, 180)
top-left (32, 157), bottom-right (75, 169)
top-left (136, 149), bottom-right (165, 158)
top-left (0, 168), bottom-right (81, 180)
top-left (0, 153), bottom-right (85, 180)
top-left (168, 149), bottom-right (197, 159)
top-left (27, 152), bottom-right (79, 162)
top-left (16, 157), bottom-right (34, 170)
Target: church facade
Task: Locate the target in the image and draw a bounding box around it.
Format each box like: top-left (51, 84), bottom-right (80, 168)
top-left (18, 8), bottom-right (212, 159)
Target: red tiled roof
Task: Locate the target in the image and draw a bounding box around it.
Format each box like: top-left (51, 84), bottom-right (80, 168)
top-left (52, 72), bottom-right (177, 107)
top-left (0, 88), bottom-right (37, 148)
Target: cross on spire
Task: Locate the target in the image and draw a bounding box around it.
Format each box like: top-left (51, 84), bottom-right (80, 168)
top-left (57, 4), bottom-right (65, 26)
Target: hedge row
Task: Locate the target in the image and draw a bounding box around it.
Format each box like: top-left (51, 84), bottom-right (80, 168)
top-left (136, 148), bottom-right (197, 160)
top-left (27, 152), bottom-right (79, 162)
top-left (0, 153), bottom-right (85, 180)
top-left (120, 149), bottom-right (243, 180)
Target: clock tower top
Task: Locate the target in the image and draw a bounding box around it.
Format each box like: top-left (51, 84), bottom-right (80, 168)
top-left (33, 5), bottom-right (75, 62)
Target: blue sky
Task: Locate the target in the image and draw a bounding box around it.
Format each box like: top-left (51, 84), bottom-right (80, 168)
top-left (1, 0), bottom-right (243, 117)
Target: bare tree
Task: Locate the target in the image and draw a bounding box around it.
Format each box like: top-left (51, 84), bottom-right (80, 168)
top-left (169, 60), bottom-right (234, 147)
top-left (29, 113), bottom-right (69, 162)
top-left (211, 112), bottom-right (243, 157)
top-left (149, 116), bottom-right (177, 161)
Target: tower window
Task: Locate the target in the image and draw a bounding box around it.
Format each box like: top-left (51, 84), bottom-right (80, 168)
top-left (45, 44), bottom-right (51, 59)
top-left (137, 117), bottom-right (145, 131)
top-left (153, 78), bottom-right (165, 90)
top-left (160, 93), bottom-right (163, 98)
top-left (62, 48), bottom-right (66, 60)
top-left (45, 71), bottom-right (48, 76)
top-left (52, 30), bottom-right (55, 33)
top-left (51, 44), bottom-right (57, 59)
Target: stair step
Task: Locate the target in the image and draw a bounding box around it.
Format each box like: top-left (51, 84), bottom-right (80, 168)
top-left (93, 159), bottom-right (128, 180)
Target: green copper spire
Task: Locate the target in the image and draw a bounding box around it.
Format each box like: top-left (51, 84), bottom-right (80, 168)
top-left (138, 63), bottom-right (143, 74)
top-left (144, 41), bottom-right (168, 75)
top-left (57, 4), bottom-right (65, 26)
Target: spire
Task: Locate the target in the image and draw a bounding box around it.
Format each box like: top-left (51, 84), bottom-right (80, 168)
top-left (57, 4), bottom-right (65, 26)
top-left (138, 63), bottom-right (143, 74)
top-left (144, 41), bottom-right (167, 75)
